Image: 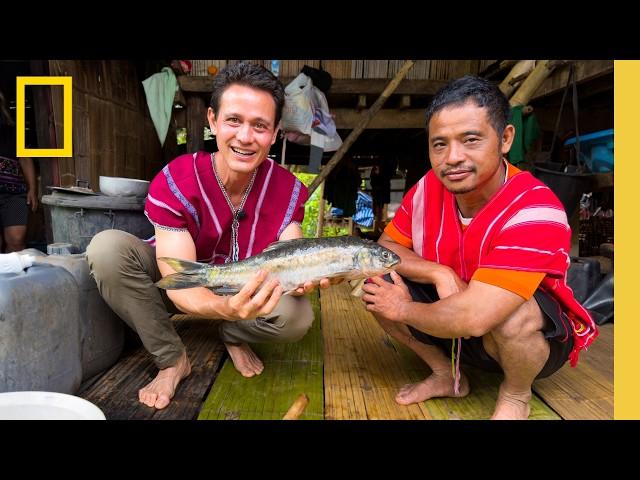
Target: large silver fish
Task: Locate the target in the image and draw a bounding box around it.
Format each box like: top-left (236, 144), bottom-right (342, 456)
top-left (155, 236), bottom-right (400, 295)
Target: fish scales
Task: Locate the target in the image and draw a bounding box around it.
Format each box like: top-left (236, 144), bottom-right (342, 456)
top-left (156, 236), bottom-right (401, 295)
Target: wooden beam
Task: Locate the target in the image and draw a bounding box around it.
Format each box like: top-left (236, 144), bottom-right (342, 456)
top-left (179, 76), bottom-right (447, 96)
top-left (499, 60), bottom-right (535, 98)
top-left (510, 60), bottom-right (558, 107)
top-left (333, 108), bottom-right (425, 129)
top-left (308, 61), bottom-right (415, 196)
top-left (480, 60), bottom-right (516, 79)
top-left (531, 60), bottom-right (613, 101)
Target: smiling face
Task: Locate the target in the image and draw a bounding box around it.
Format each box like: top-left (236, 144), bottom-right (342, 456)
top-left (428, 100), bottom-right (514, 196)
top-left (208, 84), bottom-right (279, 177)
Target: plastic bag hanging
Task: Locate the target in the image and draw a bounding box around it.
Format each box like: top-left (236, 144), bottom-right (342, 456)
top-left (281, 73), bottom-right (314, 135)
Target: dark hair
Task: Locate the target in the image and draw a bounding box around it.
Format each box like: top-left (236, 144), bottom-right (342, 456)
top-left (209, 62), bottom-right (285, 127)
top-left (425, 75), bottom-right (510, 137)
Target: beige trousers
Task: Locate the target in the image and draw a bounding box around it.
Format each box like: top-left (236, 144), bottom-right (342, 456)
top-left (86, 230), bottom-right (314, 369)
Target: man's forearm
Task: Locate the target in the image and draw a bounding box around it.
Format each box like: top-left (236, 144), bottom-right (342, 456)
top-left (378, 237), bottom-right (453, 285)
top-left (400, 295), bottom-right (476, 339)
top-left (167, 287), bottom-right (232, 320)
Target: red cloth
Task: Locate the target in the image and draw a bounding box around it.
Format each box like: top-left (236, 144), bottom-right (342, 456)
top-left (145, 151), bottom-right (307, 263)
top-left (388, 168), bottom-right (598, 367)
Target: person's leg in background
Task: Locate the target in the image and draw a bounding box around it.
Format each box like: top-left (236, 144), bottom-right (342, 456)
top-left (0, 193), bottom-right (29, 252)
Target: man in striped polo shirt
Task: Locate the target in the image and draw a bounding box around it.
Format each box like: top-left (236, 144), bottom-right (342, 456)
top-left (88, 63), bottom-right (332, 410)
top-left (361, 75), bottom-right (598, 420)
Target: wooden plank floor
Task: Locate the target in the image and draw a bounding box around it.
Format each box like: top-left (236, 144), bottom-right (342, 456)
top-left (198, 293), bottom-right (324, 420)
top-left (79, 316), bottom-right (226, 420)
top-left (78, 287), bottom-right (613, 420)
top-left (533, 323), bottom-right (613, 419)
top-left (322, 282), bottom-right (612, 420)
top-left (323, 282), bottom-right (434, 419)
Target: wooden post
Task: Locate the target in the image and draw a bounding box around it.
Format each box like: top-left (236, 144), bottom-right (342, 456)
top-left (509, 60), bottom-right (559, 107)
top-left (307, 60), bottom-right (415, 196)
top-left (315, 181), bottom-right (326, 238)
top-left (186, 94), bottom-right (206, 153)
top-left (30, 60), bottom-right (56, 245)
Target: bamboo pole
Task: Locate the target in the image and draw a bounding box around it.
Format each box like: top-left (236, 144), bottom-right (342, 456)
top-left (499, 60), bottom-right (535, 98)
top-left (307, 60), bottom-right (415, 196)
top-left (509, 60), bottom-right (558, 106)
top-left (315, 181), bottom-right (326, 238)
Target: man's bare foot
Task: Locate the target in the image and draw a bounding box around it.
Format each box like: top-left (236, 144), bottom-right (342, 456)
top-left (491, 387), bottom-right (531, 420)
top-left (139, 350), bottom-right (191, 409)
top-left (225, 342), bottom-right (264, 377)
top-left (395, 372), bottom-right (470, 405)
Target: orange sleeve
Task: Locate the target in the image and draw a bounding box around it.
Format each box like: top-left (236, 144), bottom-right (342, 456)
top-left (471, 267), bottom-right (545, 300)
top-left (384, 221), bottom-right (413, 249)
top-left (507, 162), bottom-right (521, 178)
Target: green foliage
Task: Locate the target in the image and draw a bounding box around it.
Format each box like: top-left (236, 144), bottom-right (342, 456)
top-left (176, 128), bottom-right (187, 145)
top-left (295, 173), bottom-right (321, 238)
top-left (323, 226), bottom-right (349, 237)
top-left (294, 173), bottom-right (349, 238)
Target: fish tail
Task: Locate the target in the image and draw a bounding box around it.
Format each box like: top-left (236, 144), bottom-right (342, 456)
top-left (156, 272), bottom-right (206, 290)
top-left (158, 257), bottom-right (205, 274)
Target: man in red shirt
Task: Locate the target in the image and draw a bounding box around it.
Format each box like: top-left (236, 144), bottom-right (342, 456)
top-left (362, 75), bottom-right (597, 419)
top-left (88, 63), bottom-right (331, 410)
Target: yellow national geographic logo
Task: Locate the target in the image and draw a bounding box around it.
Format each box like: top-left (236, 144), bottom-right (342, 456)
top-left (16, 76), bottom-right (73, 157)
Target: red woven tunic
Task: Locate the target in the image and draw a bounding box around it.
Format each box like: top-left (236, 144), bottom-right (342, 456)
top-left (144, 151), bottom-right (308, 264)
top-left (388, 168), bottom-right (598, 367)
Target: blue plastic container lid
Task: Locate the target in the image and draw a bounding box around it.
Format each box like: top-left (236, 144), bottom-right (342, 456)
top-left (564, 128), bottom-right (613, 146)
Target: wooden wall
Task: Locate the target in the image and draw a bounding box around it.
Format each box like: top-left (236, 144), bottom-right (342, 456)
top-left (47, 60), bottom-right (170, 190)
top-left (188, 60), bottom-right (481, 80)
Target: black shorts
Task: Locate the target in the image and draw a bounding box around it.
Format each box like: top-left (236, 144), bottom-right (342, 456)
top-left (385, 274), bottom-right (574, 379)
top-left (0, 193), bottom-right (28, 228)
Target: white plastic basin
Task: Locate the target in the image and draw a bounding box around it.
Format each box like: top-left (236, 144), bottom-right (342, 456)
top-left (99, 176), bottom-right (150, 197)
top-left (0, 391), bottom-right (106, 420)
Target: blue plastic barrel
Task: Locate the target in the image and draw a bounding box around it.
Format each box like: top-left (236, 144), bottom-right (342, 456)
top-left (564, 129), bottom-right (614, 172)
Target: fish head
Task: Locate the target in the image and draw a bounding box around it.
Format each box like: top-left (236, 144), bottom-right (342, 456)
top-left (354, 242), bottom-right (401, 276)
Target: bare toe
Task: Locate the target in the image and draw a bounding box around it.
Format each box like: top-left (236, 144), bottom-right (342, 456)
top-left (137, 351), bottom-right (191, 409)
top-left (395, 372), bottom-right (469, 405)
top-left (226, 343), bottom-right (265, 377)
top-left (155, 394), bottom-right (171, 410)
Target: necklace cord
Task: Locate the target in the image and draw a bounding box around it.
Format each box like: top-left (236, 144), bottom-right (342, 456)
top-left (211, 152), bottom-right (257, 262)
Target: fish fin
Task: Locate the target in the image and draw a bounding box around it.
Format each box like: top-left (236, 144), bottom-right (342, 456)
top-left (348, 278), bottom-right (364, 288)
top-left (210, 286), bottom-right (240, 296)
top-left (158, 257), bottom-right (204, 273)
top-left (156, 272), bottom-right (204, 290)
top-left (262, 238), bottom-right (309, 253)
top-left (350, 278), bottom-right (366, 297)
